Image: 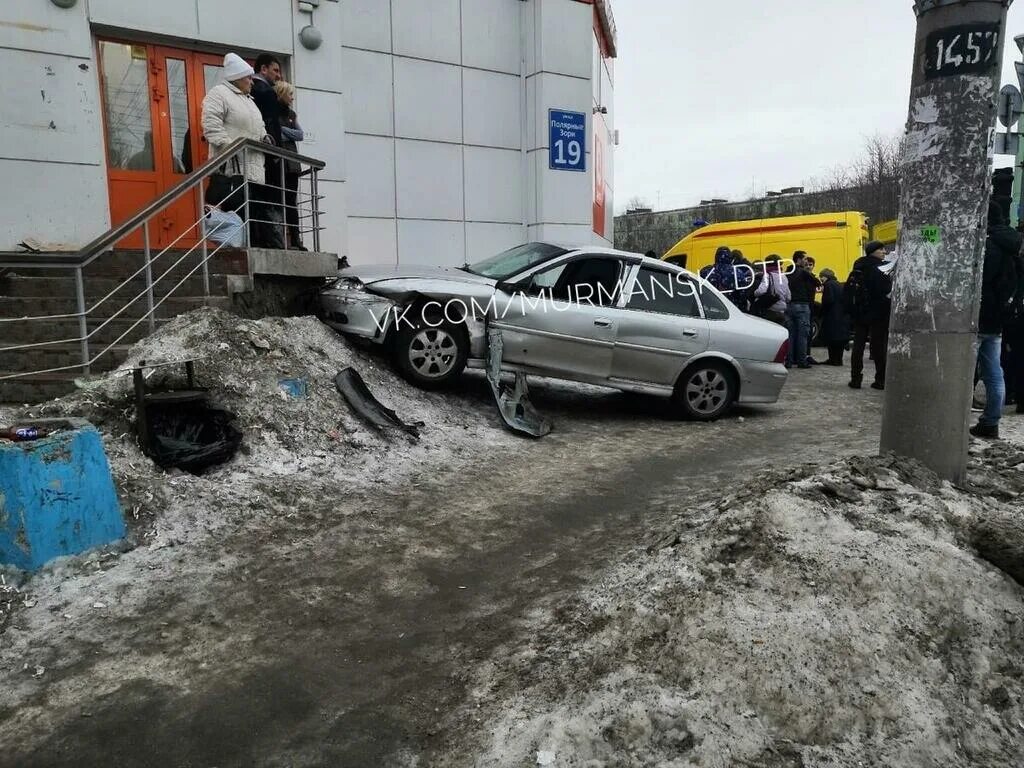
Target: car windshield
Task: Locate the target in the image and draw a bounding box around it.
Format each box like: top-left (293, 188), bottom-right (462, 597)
top-left (464, 243), bottom-right (568, 280)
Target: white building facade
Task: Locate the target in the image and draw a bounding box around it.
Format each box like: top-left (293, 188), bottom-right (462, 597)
top-left (0, 0), bottom-right (616, 266)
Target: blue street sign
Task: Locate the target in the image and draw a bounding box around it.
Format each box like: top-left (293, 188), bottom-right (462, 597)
top-left (548, 109), bottom-right (586, 172)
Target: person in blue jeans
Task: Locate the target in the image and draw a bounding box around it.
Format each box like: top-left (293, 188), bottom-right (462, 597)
top-left (785, 251), bottom-right (820, 368)
top-left (971, 201), bottom-right (1020, 439)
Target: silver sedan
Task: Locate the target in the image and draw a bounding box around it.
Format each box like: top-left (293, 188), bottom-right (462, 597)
top-left (319, 243), bottom-right (789, 420)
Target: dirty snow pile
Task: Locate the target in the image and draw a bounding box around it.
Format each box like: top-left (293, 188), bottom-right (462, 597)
top-left (3, 308), bottom-right (510, 565)
top-left (441, 448), bottom-right (1024, 767)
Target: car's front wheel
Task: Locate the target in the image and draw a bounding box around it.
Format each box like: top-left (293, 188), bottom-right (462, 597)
top-left (674, 361), bottom-right (736, 421)
top-left (393, 320), bottom-right (468, 389)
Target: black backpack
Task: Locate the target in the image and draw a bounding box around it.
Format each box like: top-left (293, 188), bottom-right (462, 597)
top-left (843, 265), bottom-right (867, 318)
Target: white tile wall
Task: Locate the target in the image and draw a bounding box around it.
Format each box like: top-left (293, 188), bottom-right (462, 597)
top-left (341, 0), bottom-right (392, 53)
top-left (291, 1), bottom-right (343, 94)
top-left (395, 140), bottom-right (464, 220)
top-left (197, 0), bottom-right (293, 53)
top-left (0, 0), bottom-right (92, 57)
top-left (0, 159), bottom-right (109, 249)
top-left (5, 49), bottom-right (104, 165)
top-left (466, 223), bottom-right (526, 263)
top-left (397, 219), bottom-right (465, 267)
top-left (296, 88), bottom-right (346, 183)
top-left (531, 224), bottom-right (594, 248)
top-left (392, 0), bottom-right (461, 65)
top-left (533, 153), bottom-right (592, 226)
top-left (89, 0), bottom-right (200, 42)
top-left (539, 0), bottom-right (593, 80)
top-left (318, 179), bottom-right (347, 257)
top-left (462, 0), bottom-right (521, 75)
top-left (348, 217), bottom-right (398, 265)
top-left (464, 148), bottom-right (523, 224)
top-left (531, 73), bottom-right (592, 151)
top-left (463, 69), bottom-right (521, 150)
top-left (342, 48), bottom-right (394, 136)
top-left (394, 58), bottom-right (462, 143)
top-left (345, 135), bottom-right (396, 218)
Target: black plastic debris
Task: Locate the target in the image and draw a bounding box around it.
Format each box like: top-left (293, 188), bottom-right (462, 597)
top-left (334, 367), bottom-right (423, 438)
top-left (133, 360), bottom-right (242, 474)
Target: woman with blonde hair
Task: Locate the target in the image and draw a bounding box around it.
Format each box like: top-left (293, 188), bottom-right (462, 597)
top-left (274, 80), bottom-right (306, 250)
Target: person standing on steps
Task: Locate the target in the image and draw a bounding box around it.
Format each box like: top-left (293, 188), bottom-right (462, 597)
top-left (818, 268), bottom-right (849, 365)
top-left (970, 201), bottom-right (1020, 439)
top-left (200, 53), bottom-right (269, 211)
top-left (847, 240), bottom-right (891, 390)
top-left (274, 80), bottom-right (307, 251)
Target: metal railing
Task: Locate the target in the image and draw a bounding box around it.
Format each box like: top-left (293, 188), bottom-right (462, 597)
top-left (0, 139), bottom-right (326, 382)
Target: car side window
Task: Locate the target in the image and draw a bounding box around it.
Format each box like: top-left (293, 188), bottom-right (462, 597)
top-left (698, 286), bottom-right (730, 320)
top-left (528, 257), bottom-right (624, 307)
top-left (626, 267), bottom-right (701, 318)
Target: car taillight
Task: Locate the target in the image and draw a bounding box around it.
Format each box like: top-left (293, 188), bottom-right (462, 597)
top-left (774, 340), bottom-right (789, 364)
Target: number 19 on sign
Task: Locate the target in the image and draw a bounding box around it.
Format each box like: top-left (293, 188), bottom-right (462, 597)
top-left (549, 109), bottom-right (586, 172)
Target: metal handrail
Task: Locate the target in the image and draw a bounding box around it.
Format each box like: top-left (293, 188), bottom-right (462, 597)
top-left (0, 138), bottom-right (325, 271)
top-left (0, 139), bottom-right (328, 384)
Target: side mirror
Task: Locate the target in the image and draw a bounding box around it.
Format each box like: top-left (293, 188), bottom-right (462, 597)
top-left (497, 278), bottom-right (529, 295)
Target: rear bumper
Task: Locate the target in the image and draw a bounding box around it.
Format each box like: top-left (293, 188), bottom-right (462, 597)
top-left (736, 359), bottom-right (788, 403)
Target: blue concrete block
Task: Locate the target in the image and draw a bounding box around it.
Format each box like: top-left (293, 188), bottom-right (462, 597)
top-left (0, 423), bottom-right (125, 571)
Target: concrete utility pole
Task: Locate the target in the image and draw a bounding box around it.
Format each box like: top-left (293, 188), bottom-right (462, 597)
top-left (881, 0), bottom-right (1012, 484)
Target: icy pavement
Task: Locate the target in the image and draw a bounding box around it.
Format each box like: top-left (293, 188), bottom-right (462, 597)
top-left (433, 433), bottom-right (1024, 767)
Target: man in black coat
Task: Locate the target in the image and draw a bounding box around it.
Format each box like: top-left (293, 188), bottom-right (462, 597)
top-left (848, 240), bottom-right (891, 390)
top-left (971, 201), bottom-right (1021, 438)
top-left (249, 53), bottom-right (285, 246)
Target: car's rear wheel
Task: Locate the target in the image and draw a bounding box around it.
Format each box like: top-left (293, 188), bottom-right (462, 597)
top-left (394, 320), bottom-right (468, 389)
top-left (673, 360), bottom-right (736, 421)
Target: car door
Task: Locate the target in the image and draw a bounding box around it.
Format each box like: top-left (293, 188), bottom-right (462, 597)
top-left (491, 254), bottom-right (628, 380)
top-left (610, 266), bottom-right (711, 387)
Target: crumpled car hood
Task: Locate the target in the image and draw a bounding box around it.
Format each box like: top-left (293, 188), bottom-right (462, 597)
top-left (343, 263), bottom-right (497, 289)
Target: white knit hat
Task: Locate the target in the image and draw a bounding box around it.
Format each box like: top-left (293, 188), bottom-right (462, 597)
top-left (222, 53), bottom-right (254, 81)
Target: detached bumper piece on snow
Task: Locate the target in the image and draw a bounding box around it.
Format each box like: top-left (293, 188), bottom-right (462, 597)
top-left (486, 327), bottom-right (552, 438)
top-left (334, 367), bottom-right (424, 438)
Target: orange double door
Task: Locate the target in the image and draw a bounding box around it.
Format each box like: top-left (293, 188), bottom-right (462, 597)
top-left (98, 41), bottom-right (230, 249)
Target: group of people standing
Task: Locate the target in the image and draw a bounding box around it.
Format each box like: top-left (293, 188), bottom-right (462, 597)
top-left (697, 202), bottom-right (1024, 439)
top-left (200, 52), bottom-right (307, 250)
top-left (700, 244), bottom-right (891, 377)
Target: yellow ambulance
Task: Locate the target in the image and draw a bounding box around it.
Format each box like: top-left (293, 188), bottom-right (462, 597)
top-left (662, 211), bottom-right (870, 283)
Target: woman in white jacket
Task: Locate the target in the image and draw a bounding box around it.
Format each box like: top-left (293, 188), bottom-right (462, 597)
top-left (200, 53), bottom-right (269, 186)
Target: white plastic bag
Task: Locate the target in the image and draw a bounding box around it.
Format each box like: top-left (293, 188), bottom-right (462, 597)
top-left (202, 205), bottom-right (244, 248)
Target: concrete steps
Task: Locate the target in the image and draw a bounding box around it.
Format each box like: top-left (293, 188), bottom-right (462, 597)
top-left (0, 248), bottom-right (244, 403)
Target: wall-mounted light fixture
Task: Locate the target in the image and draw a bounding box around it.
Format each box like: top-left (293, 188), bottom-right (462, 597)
top-left (299, 25), bottom-right (323, 50)
top-left (298, 0), bottom-right (323, 50)
top-left (50, 0), bottom-right (78, 8)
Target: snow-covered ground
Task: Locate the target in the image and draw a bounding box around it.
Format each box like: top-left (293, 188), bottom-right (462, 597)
top-left (433, 436), bottom-right (1024, 767)
top-left (0, 308), bottom-right (515, 673)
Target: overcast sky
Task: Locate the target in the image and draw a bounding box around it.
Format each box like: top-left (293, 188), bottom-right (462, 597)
top-left (612, 0), bottom-right (1024, 212)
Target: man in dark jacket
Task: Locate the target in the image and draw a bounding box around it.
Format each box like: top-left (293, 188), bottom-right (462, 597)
top-left (971, 201), bottom-right (1021, 438)
top-left (785, 250), bottom-right (821, 368)
top-left (848, 240), bottom-right (891, 390)
top-left (249, 53), bottom-right (285, 246)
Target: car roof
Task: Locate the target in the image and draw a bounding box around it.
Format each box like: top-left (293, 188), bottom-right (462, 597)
top-left (534, 241), bottom-right (701, 280)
